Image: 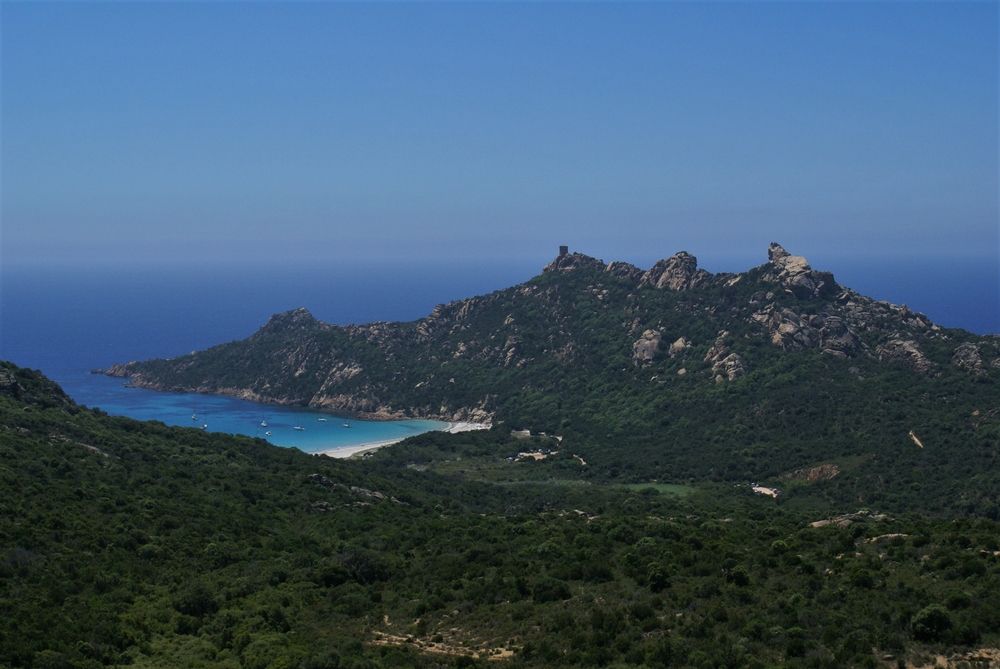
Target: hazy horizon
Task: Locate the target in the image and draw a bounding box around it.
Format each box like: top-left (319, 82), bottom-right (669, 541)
top-left (3, 2), bottom-right (997, 269)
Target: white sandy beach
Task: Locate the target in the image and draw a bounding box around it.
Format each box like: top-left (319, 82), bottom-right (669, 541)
top-left (313, 421), bottom-right (490, 458)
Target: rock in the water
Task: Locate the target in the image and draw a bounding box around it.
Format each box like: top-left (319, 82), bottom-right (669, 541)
top-left (952, 343), bottom-right (985, 377)
top-left (639, 252), bottom-right (712, 291)
top-left (632, 329), bottom-right (662, 365)
top-left (877, 339), bottom-right (934, 374)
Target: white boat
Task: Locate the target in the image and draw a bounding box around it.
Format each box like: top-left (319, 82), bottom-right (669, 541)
top-left (292, 425), bottom-right (305, 431)
top-left (342, 422), bottom-right (351, 428)
top-left (191, 413), bottom-right (198, 421)
top-left (264, 431), bottom-right (272, 437)
top-left (201, 423), bottom-right (208, 431)
top-left (259, 419), bottom-right (268, 427)
top-left (317, 417), bottom-right (328, 422)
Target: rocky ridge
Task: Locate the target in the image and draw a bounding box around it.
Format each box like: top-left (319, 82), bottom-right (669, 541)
top-left (105, 244), bottom-right (998, 424)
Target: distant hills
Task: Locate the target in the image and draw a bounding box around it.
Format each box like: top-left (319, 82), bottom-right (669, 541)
top-left (106, 244), bottom-right (1000, 515)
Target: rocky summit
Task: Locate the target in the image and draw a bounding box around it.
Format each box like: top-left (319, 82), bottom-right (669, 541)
top-left (104, 244), bottom-right (1000, 505)
top-left (108, 243), bottom-right (996, 414)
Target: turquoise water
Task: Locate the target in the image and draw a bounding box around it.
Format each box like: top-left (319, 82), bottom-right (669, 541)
top-left (50, 368), bottom-right (448, 456)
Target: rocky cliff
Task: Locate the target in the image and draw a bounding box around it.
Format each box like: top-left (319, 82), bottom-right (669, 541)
top-left (106, 244), bottom-right (998, 432)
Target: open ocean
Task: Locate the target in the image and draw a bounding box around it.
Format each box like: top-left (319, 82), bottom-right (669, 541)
top-left (1, 256), bottom-right (996, 452)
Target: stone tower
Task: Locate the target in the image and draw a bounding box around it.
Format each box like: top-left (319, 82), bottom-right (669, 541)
top-left (559, 245), bottom-right (568, 257)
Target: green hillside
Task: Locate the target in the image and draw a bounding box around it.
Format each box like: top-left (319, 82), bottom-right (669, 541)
top-left (3, 362), bottom-right (1000, 668)
top-left (105, 246), bottom-right (1000, 516)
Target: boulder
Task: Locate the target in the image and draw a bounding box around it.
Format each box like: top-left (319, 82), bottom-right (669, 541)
top-left (668, 336), bottom-right (691, 357)
top-left (819, 315), bottom-right (861, 357)
top-left (714, 353), bottom-right (746, 382)
top-left (632, 329), bottom-right (662, 365)
top-left (751, 306), bottom-right (860, 357)
top-left (784, 463), bottom-right (841, 482)
top-left (260, 307), bottom-right (321, 333)
top-left (605, 260), bottom-right (643, 283)
top-left (877, 338), bottom-right (934, 374)
top-left (639, 252), bottom-right (712, 291)
top-left (0, 368), bottom-right (18, 396)
top-left (704, 331), bottom-right (746, 381)
top-left (952, 343), bottom-right (985, 377)
top-left (544, 251), bottom-right (605, 273)
top-left (764, 243), bottom-right (837, 299)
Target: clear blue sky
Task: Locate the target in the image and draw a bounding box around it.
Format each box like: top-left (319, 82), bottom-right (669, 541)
top-left (2, 1), bottom-right (997, 269)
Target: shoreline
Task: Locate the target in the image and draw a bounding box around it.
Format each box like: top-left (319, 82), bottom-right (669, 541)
top-left (101, 371), bottom-right (495, 424)
top-left (312, 421), bottom-right (490, 459)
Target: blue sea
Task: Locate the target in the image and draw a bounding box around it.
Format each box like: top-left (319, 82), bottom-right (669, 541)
top-left (0, 260), bottom-right (541, 454)
top-left (1, 256), bottom-right (996, 452)
top-left (51, 369), bottom-right (444, 455)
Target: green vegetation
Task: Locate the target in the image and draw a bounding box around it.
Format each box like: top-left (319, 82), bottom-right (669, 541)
top-left (3, 362), bottom-right (1000, 668)
top-left (616, 483), bottom-right (696, 496)
top-left (110, 256), bottom-right (1000, 517)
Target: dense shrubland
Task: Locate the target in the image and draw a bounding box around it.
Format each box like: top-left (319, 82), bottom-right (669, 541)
top-left (109, 257), bottom-right (1000, 518)
top-left (3, 363), bottom-right (1000, 668)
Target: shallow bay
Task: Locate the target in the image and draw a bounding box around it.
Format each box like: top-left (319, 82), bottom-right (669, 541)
top-left (52, 368), bottom-right (447, 455)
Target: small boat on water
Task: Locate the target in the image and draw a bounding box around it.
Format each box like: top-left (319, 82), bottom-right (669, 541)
top-left (201, 423), bottom-right (208, 431)
top-left (292, 425), bottom-right (305, 431)
top-left (191, 413), bottom-right (198, 421)
top-left (264, 431), bottom-right (272, 437)
top-left (259, 419), bottom-right (268, 427)
top-left (317, 417), bottom-right (328, 422)
top-left (342, 422), bottom-right (351, 428)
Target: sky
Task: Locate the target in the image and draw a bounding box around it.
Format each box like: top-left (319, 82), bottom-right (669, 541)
top-left (1, 1), bottom-right (998, 271)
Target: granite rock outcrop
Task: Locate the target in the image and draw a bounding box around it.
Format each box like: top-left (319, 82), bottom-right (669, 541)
top-left (639, 252), bottom-right (712, 291)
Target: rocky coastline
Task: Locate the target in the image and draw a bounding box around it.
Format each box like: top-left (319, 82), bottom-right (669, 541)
top-left (102, 243), bottom-right (999, 431)
top-left (101, 364), bottom-right (494, 423)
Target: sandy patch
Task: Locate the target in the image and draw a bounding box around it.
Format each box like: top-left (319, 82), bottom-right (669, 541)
top-left (313, 421), bottom-right (490, 458)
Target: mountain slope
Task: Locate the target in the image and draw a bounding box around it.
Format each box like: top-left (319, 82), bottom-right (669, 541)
top-left (105, 245), bottom-right (1000, 514)
top-left (5, 361), bottom-right (1000, 668)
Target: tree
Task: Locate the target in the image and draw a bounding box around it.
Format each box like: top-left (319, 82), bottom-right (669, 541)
top-left (912, 605), bottom-right (952, 642)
